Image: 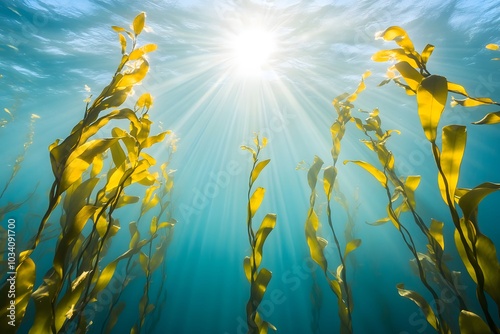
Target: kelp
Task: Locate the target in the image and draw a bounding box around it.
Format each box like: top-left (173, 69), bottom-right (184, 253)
top-left (303, 75), bottom-right (369, 334)
top-left (0, 13), bottom-right (178, 334)
top-left (373, 26), bottom-right (500, 333)
top-left (241, 135), bottom-right (277, 334)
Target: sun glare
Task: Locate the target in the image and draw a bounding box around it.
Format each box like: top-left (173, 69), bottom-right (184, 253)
top-left (230, 28), bottom-right (276, 76)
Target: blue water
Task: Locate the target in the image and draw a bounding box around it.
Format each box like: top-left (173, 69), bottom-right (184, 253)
top-left (1, 1), bottom-right (500, 333)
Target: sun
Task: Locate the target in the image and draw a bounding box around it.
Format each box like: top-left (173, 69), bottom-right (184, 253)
top-left (230, 28), bottom-right (276, 76)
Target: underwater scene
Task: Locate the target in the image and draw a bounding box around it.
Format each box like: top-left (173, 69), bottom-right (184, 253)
top-left (1, 1), bottom-right (500, 333)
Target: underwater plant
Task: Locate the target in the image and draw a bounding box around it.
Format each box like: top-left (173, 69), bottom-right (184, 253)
top-left (241, 135), bottom-right (277, 334)
top-left (364, 25), bottom-right (500, 333)
top-left (0, 12), bottom-right (178, 334)
top-left (304, 74), bottom-right (368, 334)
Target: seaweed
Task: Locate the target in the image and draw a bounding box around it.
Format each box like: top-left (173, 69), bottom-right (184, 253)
top-left (366, 26), bottom-right (500, 333)
top-left (0, 12), bottom-right (177, 334)
top-left (303, 74), bottom-right (367, 334)
top-left (241, 134), bottom-right (277, 334)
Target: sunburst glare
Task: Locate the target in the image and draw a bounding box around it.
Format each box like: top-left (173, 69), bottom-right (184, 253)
top-left (229, 28), bottom-right (276, 76)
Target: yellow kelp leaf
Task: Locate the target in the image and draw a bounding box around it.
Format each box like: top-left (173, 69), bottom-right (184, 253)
top-left (91, 153), bottom-right (104, 177)
top-left (486, 43), bottom-right (499, 51)
top-left (119, 33), bottom-right (126, 54)
top-left (458, 310), bottom-right (491, 334)
top-left (347, 70), bottom-right (371, 103)
top-left (110, 140), bottom-right (127, 169)
top-left (447, 82), bottom-right (469, 96)
top-left (377, 26), bottom-right (415, 52)
top-left (368, 217), bottom-right (391, 226)
top-left (2, 258), bottom-right (35, 328)
top-left (346, 160), bottom-right (387, 187)
top-left (243, 256), bottom-right (252, 282)
top-left (241, 145), bottom-right (256, 160)
top-left (116, 59), bottom-right (149, 89)
top-left (397, 283), bottom-right (440, 332)
top-left (473, 111), bottom-right (500, 125)
top-left (128, 48), bottom-right (145, 61)
top-left (136, 92), bottom-right (154, 109)
top-left (416, 75), bottom-right (448, 142)
top-left (129, 221), bottom-right (140, 249)
top-left (61, 138), bottom-right (118, 193)
top-left (430, 219), bottom-right (445, 251)
top-left (395, 61), bottom-right (424, 91)
top-left (323, 166), bottom-right (337, 201)
top-left (421, 44), bottom-right (435, 64)
top-left (372, 49), bottom-right (419, 68)
top-left (116, 195), bottom-right (140, 208)
top-left (305, 209), bottom-right (327, 272)
top-left (344, 239), bottom-right (361, 259)
top-left (403, 175), bottom-right (421, 209)
top-left (252, 268), bottom-right (272, 305)
top-left (475, 234), bottom-right (500, 308)
top-left (133, 12), bottom-right (146, 35)
top-left (111, 25), bottom-right (126, 32)
top-left (251, 159), bottom-right (271, 184)
top-left (308, 156), bottom-right (324, 190)
top-left (141, 193), bottom-right (159, 215)
top-left (451, 96), bottom-right (494, 107)
top-left (95, 213), bottom-right (108, 238)
top-left (253, 213), bottom-right (277, 268)
top-left (54, 278), bottom-right (86, 331)
top-left (438, 125), bottom-right (466, 206)
top-left (457, 182), bottom-right (500, 221)
top-left (139, 251), bottom-right (149, 273)
top-left (386, 203), bottom-right (401, 230)
top-left (250, 187), bottom-right (265, 218)
top-left (92, 260), bottom-right (118, 298)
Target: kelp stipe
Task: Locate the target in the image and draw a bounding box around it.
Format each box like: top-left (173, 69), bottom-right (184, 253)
top-left (241, 134), bottom-right (277, 334)
top-left (0, 12), bottom-right (178, 334)
top-left (374, 26), bottom-right (500, 333)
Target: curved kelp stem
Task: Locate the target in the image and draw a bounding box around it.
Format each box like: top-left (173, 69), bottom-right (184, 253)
top-left (374, 26), bottom-right (500, 333)
top-left (241, 135), bottom-right (277, 334)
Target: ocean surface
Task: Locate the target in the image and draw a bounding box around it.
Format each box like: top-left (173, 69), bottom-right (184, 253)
top-left (1, 1), bottom-right (500, 333)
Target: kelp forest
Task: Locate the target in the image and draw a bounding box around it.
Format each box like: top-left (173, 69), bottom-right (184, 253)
top-left (1, 8), bottom-right (499, 334)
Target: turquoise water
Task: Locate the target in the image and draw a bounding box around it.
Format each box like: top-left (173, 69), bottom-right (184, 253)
top-left (1, 1), bottom-right (500, 333)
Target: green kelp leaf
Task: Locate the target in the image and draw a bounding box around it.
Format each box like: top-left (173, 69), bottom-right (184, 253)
top-left (243, 256), bottom-right (252, 282)
top-left (104, 302), bottom-right (126, 333)
top-left (457, 182), bottom-right (500, 222)
top-left (430, 219), bottom-right (445, 251)
top-left (307, 156), bottom-right (324, 190)
top-left (458, 310), bottom-right (491, 334)
top-left (92, 260), bottom-right (118, 298)
top-left (394, 61), bottom-right (424, 91)
top-left (250, 187), bottom-right (265, 218)
top-left (305, 209), bottom-right (327, 272)
top-left (486, 43), bottom-right (499, 51)
top-left (54, 277), bottom-right (86, 331)
top-left (438, 125), bottom-right (467, 206)
top-left (323, 166), bottom-right (337, 201)
top-left (251, 159), bottom-right (271, 184)
top-left (344, 239), bottom-right (361, 259)
top-left (133, 12), bottom-right (146, 35)
top-left (397, 283), bottom-right (440, 332)
top-left (473, 111), bottom-right (500, 125)
top-left (421, 44), bottom-right (435, 64)
top-left (346, 160), bottom-right (387, 186)
top-left (377, 26), bottom-right (415, 52)
top-left (253, 214), bottom-right (277, 268)
top-left (417, 75), bottom-right (448, 142)
top-left (252, 268), bottom-right (272, 305)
